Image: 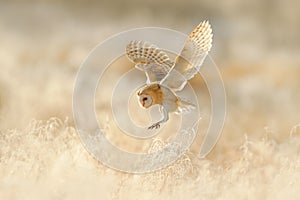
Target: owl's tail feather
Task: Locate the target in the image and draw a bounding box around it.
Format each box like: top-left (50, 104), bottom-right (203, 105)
top-left (176, 98), bottom-right (196, 114)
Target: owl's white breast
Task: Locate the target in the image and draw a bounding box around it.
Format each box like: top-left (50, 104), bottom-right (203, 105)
top-left (161, 86), bottom-right (178, 112)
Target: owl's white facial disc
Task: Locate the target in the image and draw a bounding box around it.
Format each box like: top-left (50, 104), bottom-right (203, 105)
top-left (138, 94), bottom-right (153, 108)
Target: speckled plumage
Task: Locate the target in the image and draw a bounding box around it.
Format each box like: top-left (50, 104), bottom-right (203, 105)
top-left (125, 20), bottom-right (213, 129)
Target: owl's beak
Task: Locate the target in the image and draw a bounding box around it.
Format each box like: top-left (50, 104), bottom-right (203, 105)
top-left (142, 101), bottom-right (145, 107)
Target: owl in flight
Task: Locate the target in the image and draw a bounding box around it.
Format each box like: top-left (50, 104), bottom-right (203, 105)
top-left (125, 21), bottom-right (213, 129)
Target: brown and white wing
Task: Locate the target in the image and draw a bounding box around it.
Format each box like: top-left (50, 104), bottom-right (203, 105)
top-left (161, 21), bottom-right (213, 91)
top-left (126, 40), bottom-right (174, 83)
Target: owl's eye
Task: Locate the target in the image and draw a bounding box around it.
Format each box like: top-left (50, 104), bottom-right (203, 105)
top-left (142, 97), bottom-right (148, 101)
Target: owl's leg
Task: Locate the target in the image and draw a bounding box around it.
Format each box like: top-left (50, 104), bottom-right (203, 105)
top-left (148, 107), bottom-right (169, 129)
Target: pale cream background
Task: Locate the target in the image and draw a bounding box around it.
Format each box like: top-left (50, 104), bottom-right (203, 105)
top-left (0, 0), bottom-right (300, 199)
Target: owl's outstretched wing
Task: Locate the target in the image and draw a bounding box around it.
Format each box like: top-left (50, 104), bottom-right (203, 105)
top-left (161, 21), bottom-right (213, 91)
top-left (126, 40), bottom-right (174, 83)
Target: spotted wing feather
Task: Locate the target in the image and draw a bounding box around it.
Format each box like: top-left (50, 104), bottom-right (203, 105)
top-left (126, 40), bottom-right (174, 83)
top-left (161, 21), bottom-right (213, 91)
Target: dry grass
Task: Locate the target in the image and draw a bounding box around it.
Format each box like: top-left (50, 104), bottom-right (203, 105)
top-left (1, 118), bottom-right (300, 199)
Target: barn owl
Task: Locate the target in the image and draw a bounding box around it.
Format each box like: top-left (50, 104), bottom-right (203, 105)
top-left (125, 21), bottom-right (213, 129)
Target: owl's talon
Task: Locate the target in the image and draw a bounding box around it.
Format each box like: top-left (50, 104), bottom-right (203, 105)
top-left (148, 122), bottom-right (160, 129)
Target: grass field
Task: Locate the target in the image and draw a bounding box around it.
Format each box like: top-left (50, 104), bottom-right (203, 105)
top-left (0, 1), bottom-right (300, 199)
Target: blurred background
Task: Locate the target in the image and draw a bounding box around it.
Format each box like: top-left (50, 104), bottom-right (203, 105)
top-left (0, 0), bottom-right (300, 199)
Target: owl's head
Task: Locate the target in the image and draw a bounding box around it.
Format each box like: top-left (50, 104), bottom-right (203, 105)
top-left (137, 93), bottom-right (153, 108)
top-left (137, 84), bottom-right (162, 108)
